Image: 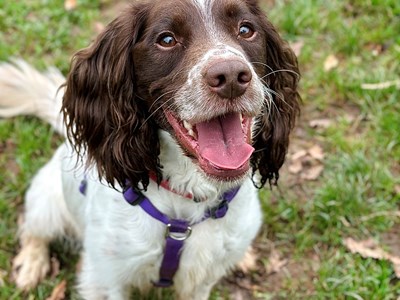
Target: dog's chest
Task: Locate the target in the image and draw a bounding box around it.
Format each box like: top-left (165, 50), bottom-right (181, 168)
top-left (75, 178), bottom-right (262, 289)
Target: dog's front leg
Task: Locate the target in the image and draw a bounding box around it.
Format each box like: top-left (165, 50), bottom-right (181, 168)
top-left (12, 236), bottom-right (50, 290)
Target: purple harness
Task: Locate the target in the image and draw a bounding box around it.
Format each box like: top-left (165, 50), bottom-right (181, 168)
top-left (122, 186), bottom-right (240, 287)
top-left (79, 178), bottom-right (240, 287)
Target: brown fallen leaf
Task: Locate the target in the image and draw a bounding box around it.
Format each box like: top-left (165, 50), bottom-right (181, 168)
top-left (308, 145), bottom-right (324, 161)
top-left (301, 164), bottom-right (324, 181)
top-left (324, 54), bottom-right (339, 71)
top-left (291, 149), bottom-right (307, 161)
top-left (64, 0), bottom-right (77, 11)
top-left (393, 262), bottom-right (400, 278)
top-left (288, 159), bottom-right (303, 174)
top-left (236, 246), bottom-right (258, 273)
top-left (46, 280), bottom-right (67, 300)
top-left (265, 249), bottom-right (288, 275)
top-left (344, 237), bottom-right (400, 278)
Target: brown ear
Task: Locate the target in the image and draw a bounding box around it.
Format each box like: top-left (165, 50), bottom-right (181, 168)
top-left (251, 18), bottom-right (301, 188)
top-left (62, 5), bottom-right (161, 190)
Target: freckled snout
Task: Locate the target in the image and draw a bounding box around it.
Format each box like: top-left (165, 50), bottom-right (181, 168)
top-left (204, 59), bottom-right (252, 99)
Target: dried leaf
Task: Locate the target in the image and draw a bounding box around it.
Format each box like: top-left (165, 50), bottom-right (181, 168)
top-left (309, 118), bottom-right (332, 129)
top-left (308, 145), bottom-right (324, 161)
top-left (344, 238), bottom-right (400, 278)
top-left (290, 40), bottom-right (304, 57)
top-left (64, 0), bottom-right (77, 11)
top-left (361, 80), bottom-right (400, 90)
top-left (371, 45), bottom-right (383, 56)
top-left (291, 149), bottom-right (307, 161)
top-left (324, 54), bottom-right (339, 71)
top-left (265, 249), bottom-right (288, 275)
top-left (288, 160), bottom-right (303, 174)
top-left (344, 238), bottom-right (386, 260)
top-left (46, 280), bottom-right (67, 300)
top-left (301, 165), bottom-right (324, 181)
top-left (393, 262), bottom-right (400, 278)
top-left (237, 246), bottom-right (258, 273)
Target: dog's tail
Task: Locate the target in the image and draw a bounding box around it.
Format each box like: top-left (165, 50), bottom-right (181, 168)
top-left (0, 59), bottom-right (66, 136)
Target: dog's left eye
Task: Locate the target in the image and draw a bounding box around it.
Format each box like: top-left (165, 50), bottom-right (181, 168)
top-left (238, 24), bottom-right (255, 39)
top-left (157, 33), bottom-right (178, 48)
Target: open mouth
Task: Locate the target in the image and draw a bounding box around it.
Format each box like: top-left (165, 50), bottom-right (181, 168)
top-left (165, 110), bottom-right (254, 180)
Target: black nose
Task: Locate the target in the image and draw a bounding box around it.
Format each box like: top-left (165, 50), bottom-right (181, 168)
top-left (204, 60), bottom-right (252, 99)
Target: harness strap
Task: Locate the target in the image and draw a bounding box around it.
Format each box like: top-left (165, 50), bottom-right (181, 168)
top-left (155, 219), bottom-right (191, 287)
top-left (122, 185), bottom-right (240, 287)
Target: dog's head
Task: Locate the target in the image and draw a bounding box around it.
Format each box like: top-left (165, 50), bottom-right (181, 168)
top-left (63, 0), bottom-right (300, 190)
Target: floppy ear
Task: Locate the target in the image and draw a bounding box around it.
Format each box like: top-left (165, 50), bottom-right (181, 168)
top-left (62, 5), bottom-right (161, 190)
top-left (251, 17), bottom-right (301, 188)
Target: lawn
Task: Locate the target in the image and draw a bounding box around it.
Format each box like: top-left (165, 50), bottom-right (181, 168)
top-left (0, 0), bottom-right (399, 299)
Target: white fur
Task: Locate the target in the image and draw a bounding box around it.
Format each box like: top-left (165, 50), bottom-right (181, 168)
top-left (0, 59), bottom-right (65, 135)
top-left (0, 62), bottom-right (262, 299)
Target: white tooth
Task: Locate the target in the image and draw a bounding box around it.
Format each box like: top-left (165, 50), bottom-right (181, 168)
top-left (183, 120), bottom-right (193, 130)
top-left (240, 114), bottom-right (243, 123)
top-left (188, 129), bottom-right (197, 139)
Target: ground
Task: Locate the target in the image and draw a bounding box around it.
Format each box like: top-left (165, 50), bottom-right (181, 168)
top-left (0, 0), bottom-right (399, 299)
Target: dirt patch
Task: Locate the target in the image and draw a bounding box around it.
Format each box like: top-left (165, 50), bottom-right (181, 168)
top-left (219, 237), bottom-right (319, 299)
top-left (0, 139), bottom-right (20, 177)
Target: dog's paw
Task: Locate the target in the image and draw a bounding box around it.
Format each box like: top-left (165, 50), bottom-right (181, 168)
top-left (12, 238), bottom-right (50, 290)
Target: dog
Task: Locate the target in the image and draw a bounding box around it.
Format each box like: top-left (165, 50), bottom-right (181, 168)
top-left (0, 0), bottom-right (300, 299)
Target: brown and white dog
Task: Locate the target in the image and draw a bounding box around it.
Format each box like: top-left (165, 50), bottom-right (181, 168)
top-left (0, 0), bottom-right (300, 299)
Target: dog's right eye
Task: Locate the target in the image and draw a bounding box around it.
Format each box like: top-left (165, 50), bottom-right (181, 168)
top-left (157, 33), bottom-right (177, 48)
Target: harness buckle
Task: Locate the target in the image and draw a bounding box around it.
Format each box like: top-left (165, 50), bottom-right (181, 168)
top-left (123, 188), bottom-right (145, 206)
top-left (166, 223), bottom-right (192, 241)
top-left (209, 199), bottom-right (229, 219)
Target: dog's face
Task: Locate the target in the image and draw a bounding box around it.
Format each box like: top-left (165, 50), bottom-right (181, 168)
top-left (133, 0), bottom-right (267, 180)
top-left (63, 0), bottom-right (300, 190)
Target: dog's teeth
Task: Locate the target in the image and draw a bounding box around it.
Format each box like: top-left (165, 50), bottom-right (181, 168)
top-left (188, 129), bottom-right (197, 139)
top-left (183, 120), bottom-right (197, 139)
top-left (240, 114), bottom-right (243, 123)
top-left (183, 120), bottom-right (193, 130)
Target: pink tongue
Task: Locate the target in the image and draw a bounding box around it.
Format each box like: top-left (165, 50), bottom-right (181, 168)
top-left (196, 113), bottom-right (254, 170)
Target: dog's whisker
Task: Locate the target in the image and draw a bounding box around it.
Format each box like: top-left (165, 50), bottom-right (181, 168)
top-left (148, 90), bottom-right (177, 112)
top-left (261, 68), bottom-right (300, 80)
top-left (140, 97), bottom-right (176, 129)
top-left (251, 61), bottom-right (274, 73)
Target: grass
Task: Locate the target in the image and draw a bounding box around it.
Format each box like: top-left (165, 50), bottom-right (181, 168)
top-left (0, 0), bottom-right (399, 299)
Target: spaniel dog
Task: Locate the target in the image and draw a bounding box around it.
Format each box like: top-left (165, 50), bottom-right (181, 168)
top-left (0, 0), bottom-right (300, 299)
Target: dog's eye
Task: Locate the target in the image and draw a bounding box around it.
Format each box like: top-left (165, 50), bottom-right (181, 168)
top-left (238, 24), bottom-right (255, 39)
top-left (157, 33), bottom-right (177, 48)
